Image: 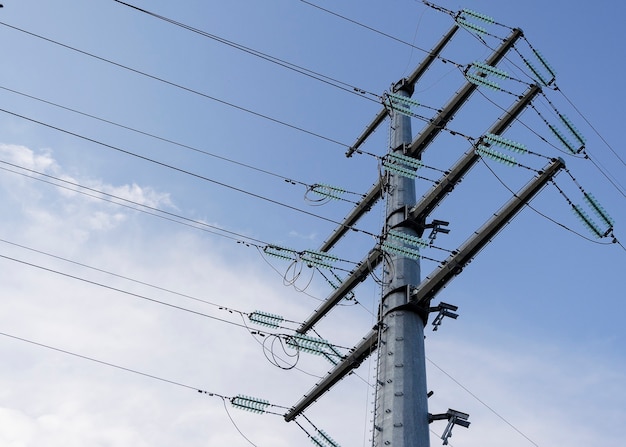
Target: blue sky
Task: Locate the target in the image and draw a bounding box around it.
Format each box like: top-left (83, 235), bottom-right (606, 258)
top-left (0, 0), bottom-right (624, 446)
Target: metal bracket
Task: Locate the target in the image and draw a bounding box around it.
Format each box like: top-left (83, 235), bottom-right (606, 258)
top-left (423, 219), bottom-right (450, 243)
top-left (387, 212), bottom-right (449, 243)
top-left (429, 302), bottom-right (459, 331)
top-left (429, 409), bottom-right (470, 445)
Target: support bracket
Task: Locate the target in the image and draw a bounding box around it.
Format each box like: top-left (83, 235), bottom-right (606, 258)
top-left (424, 219), bottom-right (450, 243)
top-left (429, 409), bottom-right (470, 445)
top-left (429, 301), bottom-right (459, 331)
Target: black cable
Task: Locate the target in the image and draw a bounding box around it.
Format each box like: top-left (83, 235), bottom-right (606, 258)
top-left (254, 247), bottom-right (321, 300)
top-left (0, 237), bottom-right (308, 330)
top-left (475, 64), bottom-right (626, 203)
top-left (473, 88), bottom-right (576, 160)
top-left (0, 330), bottom-right (216, 394)
top-left (531, 94), bottom-right (625, 198)
top-left (0, 162), bottom-right (361, 277)
top-left (300, 0), bottom-right (433, 57)
top-left (0, 84), bottom-right (368, 205)
top-left (0, 236), bottom-right (224, 309)
top-left (220, 397), bottom-right (262, 447)
top-left (0, 252), bottom-right (279, 334)
top-left (0, 330), bottom-right (293, 446)
top-left (112, 0), bottom-right (380, 102)
top-left (0, 160), bottom-right (268, 246)
top-left (0, 84), bottom-right (346, 195)
top-left (293, 419), bottom-right (316, 443)
top-left (265, 334), bottom-right (300, 371)
top-left (0, 245), bottom-right (354, 355)
top-left (0, 21), bottom-right (350, 149)
top-left (238, 313), bottom-right (328, 378)
top-left (0, 106), bottom-right (378, 238)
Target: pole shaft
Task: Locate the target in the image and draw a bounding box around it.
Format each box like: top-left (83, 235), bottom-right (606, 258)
top-left (374, 85), bottom-right (429, 447)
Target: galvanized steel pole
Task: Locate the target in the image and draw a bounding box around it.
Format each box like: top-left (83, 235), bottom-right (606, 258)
top-left (373, 80), bottom-right (429, 447)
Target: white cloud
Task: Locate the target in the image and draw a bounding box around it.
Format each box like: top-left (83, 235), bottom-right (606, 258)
top-left (288, 229), bottom-right (318, 241)
top-left (0, 144), bottom-right (57, 173)
top-left (0, 145), bottom-right (174, 248)
top-left (0, 408), bottom-right (36, 447)
top-left (100, 182), bottom-right (173, 209)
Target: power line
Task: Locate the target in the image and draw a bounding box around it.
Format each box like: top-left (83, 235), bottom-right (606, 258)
top-left (0, 237), bottom-right (292, 326)
top-left (0, 249), bottom-right (357, 354)
top-left (300, 0), bottom-right (433, 55)
top-left (0, 84), bottom-right (366, 205)
top-left (0, 86), bottom-right (321, 192)
top-left (0, 330), bottom-right (218, 394)
top-left (581, 154), bottom-right (626, 200)
top-left (0, 242), bottom-right (362, 377)
top-left (0, 21), bottom-right (351, 149)
top-left (112, 0), bottom-right (380, 102)
top-left (1, 7), bottom-right (481, 160)
top-left (0, 236), bottom-right (374, 342)
top-left (0, 327), bottom-right (340, 445)
top-left (0, 106), bottom-right (379, 238)
top-left (475, 87), bottom-right (626, 200)
top-left (0, 252), bottom-right (271, 333)
top-left (0, 235), bottom-right (352, 377)
top-left (0, 160), bottom-right (267, 245)
top-left (220, 397), bottom-right (261, 447)
top-left (1, 149), bottom-right (375, 269)
top-left (1, 81), bottom-right (446, 197)
top-left (0, 329), bottom-right (285, 441)
top-left (0, 160), bottom-right (364, 276)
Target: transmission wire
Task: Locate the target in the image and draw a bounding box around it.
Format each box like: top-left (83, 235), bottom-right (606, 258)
top-left (0, 21), bottom-right (350, 149)
top-left (0, 330), bottom-right (216, 394)
top-left (0, 106), bottom-right (378, 238)
top-left (0, 330), bottom-right (290, 446)
top-left (0, 237), bottom-right (313, 330)
top-left (0, 84), bottom-right (364, 200)
top-left (300, 0), bottom-right (434, 57)
top-left (0, 161), bottom-right (362, 277)
top-left (220, 397), bottom-right (261, 447)
top-left (0, 252), bottom-right (276, 333)
top-left (112, 0), bottom-right (380, 102)
top-left (0, 251), bottom-right (355, 353)
top-left (0, 160), bottom-right (267, 245)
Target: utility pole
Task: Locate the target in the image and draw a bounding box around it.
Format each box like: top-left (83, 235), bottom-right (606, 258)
top-left (373, 80), bottom-right (429, 447)
top-left (283, 20), bottom-right (566, 447)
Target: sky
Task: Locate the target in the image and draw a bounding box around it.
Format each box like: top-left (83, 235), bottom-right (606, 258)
top-left (0, 0), bottom-right (624, 446)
